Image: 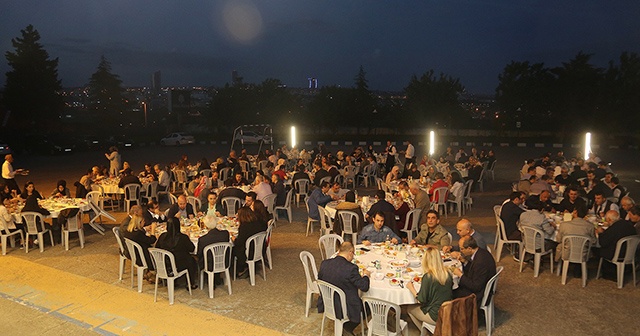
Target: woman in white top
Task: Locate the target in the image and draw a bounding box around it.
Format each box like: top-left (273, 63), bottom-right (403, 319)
top-left (385, 165), bottom-right (401, 184)
top-left (448, 171), bottom-right (465, 201)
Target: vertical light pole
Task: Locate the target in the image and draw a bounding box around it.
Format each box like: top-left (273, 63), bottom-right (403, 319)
top-left (429, 130), bottom-right (435, 156)
top-left (291, 126), bottom-right (297, 148)
top-left (142, 101), bottom-right (147, 128)
top-left (584, 132), bottom-right (591, 160)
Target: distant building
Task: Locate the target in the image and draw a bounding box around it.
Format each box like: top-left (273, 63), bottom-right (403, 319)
top-left (151, 71), bottom-right (161, 94)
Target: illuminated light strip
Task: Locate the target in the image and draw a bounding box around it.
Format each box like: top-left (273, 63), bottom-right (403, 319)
top-left (584, 132), bottom-right (591, 160)
top-left (291, 126), bottom-right (296, 148)
top-left (429, 131), bottom-right (435, 156)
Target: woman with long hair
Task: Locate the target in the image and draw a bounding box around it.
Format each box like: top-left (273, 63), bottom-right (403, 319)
top-left (155, 217), bottom-right (198, 289)
top-left (233, 206), bottom-right (267, 278)
top-left (448, 171), bottom-right (465, 201)
top-left (20, 181), bottom-right (42, 201)
top-left (385, 166), bottom-right (401, 184)
top-left (122, 206), bottom-right (156, 281)
top-left (406, 247), bottom-right (453, 327)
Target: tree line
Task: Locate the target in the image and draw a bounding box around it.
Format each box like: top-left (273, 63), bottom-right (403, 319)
top-left (2, 25), bottom-right (639, 138)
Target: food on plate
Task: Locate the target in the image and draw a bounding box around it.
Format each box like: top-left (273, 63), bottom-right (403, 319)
top-left (413, 276), bottom-right (421, 283)
top-left (389, 278), bottom-right (400, 286)
top-left (406, 267), bottom-right (413, 272)
top-left (386, 272), bottom-right (395, 278)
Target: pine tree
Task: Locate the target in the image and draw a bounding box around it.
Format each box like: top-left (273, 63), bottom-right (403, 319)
top-left (87, 56), bottom-right (125, 127)
top-left (3, 24), bottom-right (63, 131)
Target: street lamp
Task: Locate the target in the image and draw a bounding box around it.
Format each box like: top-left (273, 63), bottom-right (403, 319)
top-left (291, 126), bottom-right (296, 148)
top-left (429, 130), bottom-right (435, 156)
top-left (584, 132), bottom-right (591, 160)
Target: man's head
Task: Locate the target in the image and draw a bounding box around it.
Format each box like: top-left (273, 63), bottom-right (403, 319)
top-left (235, 172), bottom-right (243, 182)
top-left (458, 236), bottom-right (478, 257)
top-left (338, 242), bottom-right (355, 261)
top-left (229, 150), bottom-right (237, 159)
top-left (604, 173), bottom-right (614, 184)
top-left (271, 174), bottom-right (279, 184)
top-left (177, 195), bottom-right (187, 210)
top-left (408, 182), bottom-right (421, 195)
top-left (5, 154), bottom-right (13, 163)
top-left (594, 192), bottom-right (606, 206)
top-left (245, 191), bottom-right (257, 207)
top-left (331, 182), bottom-right (341, 194)
top-left (539, 190), bottom-right (550, 203)
top-left (456, 219), bottom-right (474, 238)
top-left (375, 189), bottom-right (386, 201)
top-left (435, 172), bottom-right (444, 181)
top-left (320, 181), bottom-right (331, 194)
top-left (207, 192), bottom-right (217, 205)
top-left (573, 203), bottom-right (588, 219)
top-left (398, 181), bottom-right (409, 192)
top-left (628, 206), bottom-right (640, 223)
top-left (621, 196), bottom-right (635, 212)
top-left (527, 166), bottom-right (536, 175)
top-left (567, 187), bottom-right (579, 202)
top-left (610, 176), bottom-right (619, 186)
top-left (154, 164), bottom-right (162, 174)
top-left (605, 210), bottom-right (620, 226)
top-left (373, 211), bottom-right (386, 231)
top-left (560, 167), bottom-right (569, 177)
top-left (587, 170), bottom-right (596, 181)
top-left (510, 191), bottom-right (524, 205)
top-left (426, 210), bottom-right (440, 229)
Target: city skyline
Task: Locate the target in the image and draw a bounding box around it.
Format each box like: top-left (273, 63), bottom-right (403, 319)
top-left (1, 1), bottom-right (639, 94)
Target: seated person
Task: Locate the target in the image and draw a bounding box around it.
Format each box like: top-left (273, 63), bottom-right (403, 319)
top-left (142, 199), bottom-right (167, 225)
top-left (199, 192), bottom-right (219, 217)
top-left (525, 190), bottom-right (555, 212)
top-left (215, 181), bottom-right (247, 216)
top-left (596, 210), bottom-right (636, 263)
top-left (20, 181), bottom-right (43, 201)
top-left (519, 202), bottom-right (558, 252)
top-left (167, 195), bottom-right (195, 219)
top-left (122, 209), bottom-right (156, 282)
top-left (358, 211), bottom-right (401, 246)
top-left (271, 174), bottom-right (287, 207)
top-left (252, 175), bottom-right (273, 202)
top-left (555, 203), bottom-right (596, 262)
top-left (333, 191), bottom-right (366, 236)
top-left (156, 217), bottom-right (198, 289)
top-left (196, 217), bottom-right (230, 288)
top-left (365, 190), bottom-right (396, 223)
top-left (590, 192), bottom-right (619, 217)
top-left (558, 186), bottom-right (587, 213)
top-left (500, 192), bottom-right (525, 240)
top-left (229, 172), bottom-right (249, 187)
top-left (307, 181), bottom-right (333, 221)
top-left (411, 210), bottom-right (451, 249)
top-left (442, 219), bottom-right (487, 252)
top-left (451, 236), bottom-right (496, 305)
top-left (327, 182), bottom-right (348, 199)
top-left (118, 168), bottom-right (141, 188)
top-left (50, 180), bottom-right (71, 198)
top-left (233, 207), bottom-right (268, 279)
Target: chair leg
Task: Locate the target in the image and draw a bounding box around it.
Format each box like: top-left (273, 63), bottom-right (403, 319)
top-left (287, 209), bottom-right (292, 223)
top-left (267, 248), bottom-right (273, 270)
top-left (38, 233), bottom-right (44, 252)
top-left (581, 262), bottom-right (588, 287)
top-left (208, 272), bottom-right (214, 299)
top-left (305, 289), bottom-right (312, 317)
top-left (186, 274), bottom-right (192, 296)
top-left (549, 253), bottom-right (554, 274)
top-left (534, 253), bottom-right (541, 277)
top-left (79, 229), bottom-right (85, 248)
top-left (616, 263), bottom-right (624, 289)
top-left (249, 261), bottom-right (256, 286)
top-left (596, 258), bottom-right (603, 279)
top-left (154, 274), bottom-right (159, 302)
top-left (137, 267), bottom-right (144, 293)
top-left (1, 236), bottom-right (6, 255)
top-left (494, 241), bottom-right (503, 262)
top-left (561, 261), bottom-right (569, 285)
top-left (261, 259), bottom-right (267, 280)
top-left (119, 256), bottom-right (125, 281)
top-left (64, 231), bottom-right (69, 251)
top-left (519, 249), bottom-right (525, 273)
top-left (225, 270), bottom-right (232, 295)
top-left (168, 278), bottom-right (175, 305)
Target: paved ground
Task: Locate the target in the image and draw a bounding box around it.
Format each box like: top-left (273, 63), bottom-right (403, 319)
top-left (2, 145), bottom-right (640, 335)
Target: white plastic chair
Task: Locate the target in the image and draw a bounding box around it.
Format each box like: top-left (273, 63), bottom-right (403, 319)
top-left (124, 238), bottom-right (149, 293)
top-left (338, 210), bottom-right (359, 246)
top-left (432, 187), bottom-right (449, 218)
top-left (480, 266), bottom-right (504, 336)
top-left (1, 215), bottom-right (23, 255)
top-left (295, 179), bottom-right (310, 207)
top-left (299, 251), bottom-right (319, 317)
top-left (343, 165), bottom-right (357, 189)
top-left (363, 297), bottom-right (408, 336)
top-left (357, 165), bottom-right (373, 187)
top-left (221, 196), bottom-right (242, 217)
top-left (376, 177), bottom-right (384, 191)
top-left (199, 242), bottom-right (233, 298)
top-left (274, 189), bottom-right (294, 223)
top-left (305, 198), bottom-right (319, 236)
top-left (21, 212), bottom-right (54, 253)
top-left (257, 160), bottom-right (269, 174)
top-left (168, 193), bottom-right (178, 205)
top-left (557, 235), bottom-right (592, 287)
top-left (234, 231), bottom-right (267, 286)
top-left (487, 160), bottom-right (497, 181)
top-left (219, 167), bottom-right (233, 182)
top-left (262, 193), bottom-right (277, 216)
top-left (318, 206), bottom-right (334, 236)
top-left (596, 235), bottom-right (640, 288)
top-left (401, 208), bottom-right (422, 242)
top-left (186, 196), bottom-right (201, 212)
top-left (264, 221), bottom-right (274, 269)
top-left (446, 185), bottom-right (465, 217)
top-left (319, 234), bottom-right (344, 260)
top-left (61, 208), bottom-right (85, 251)
top-left (462, 180), bottom-right (474, 211)
top-left (124, 183), bottom-right (141, 213)
top-left (493, 216), bottom-right (522, 262)
top-left (492, 205), bottom-right (502, 254)
top-left (174, 170), bottom-right (188, 192)
top-left (239, 160), bottom-right (250, 180)
top-left (320, 176), bottom-right (332, 186)
top-left (476, 169), bottom-right (485, 192)
top-left (142, 181), bottom-right (159, 203)
top-left (519, 226), bottom-right (554, 277)
top-left (148, 248), bottom-right (193, 304)
top-left (317, 280), bottom-right (364, 336)
top-left (112, 227), bottom-right (128, 281)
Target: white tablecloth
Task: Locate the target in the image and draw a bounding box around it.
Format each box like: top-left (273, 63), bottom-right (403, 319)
top-left (353, 244), bottom-right (460, 306)
top-left (11, 198), bottom-right (91, 223)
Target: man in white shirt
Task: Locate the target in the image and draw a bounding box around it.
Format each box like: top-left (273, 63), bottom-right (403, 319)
top-left (252, 175), bottom-right (273, 202)
top-left (154, 164), bottom-right (170, 191)
top-left (2, 154), bottom-right (23, 194)
top-left (327, 182), bottom-right (348, 199)
top-left (404, 140), bottom-right (415, 166)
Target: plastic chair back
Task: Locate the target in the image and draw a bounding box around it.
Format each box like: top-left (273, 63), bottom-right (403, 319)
top-left (318, 234), bottom-right (344, 260)
top-left (21, 212), bottom-right (46, 234)
top-left (403, 208), bottom-right (421, 232)
top-left (203, 242), bottom-right (232, 273)
top-left (522, 226), bottom-right (545, 253)
top-left (562, 235), bottom-right (592, 262)
top-left (317, 280), bottom-right (349, 323)
top-left (124, 238), bottom-right (148, 269)
top-left (338, 211), bottom-right (358, 235)
top-left (149, 247), bottom-right (178, 278)
top-left (434, 187), bottom-right (448, 206)
top-left (175, 170), bottom-right (188, 183)
top-left (363, 297), bottom-right (402, 336)
top-left (299, 251), bottom-right (319, 291)
top-left (63, 208), bottom-right (83, 232)
top-left (87, 190), bottom-right (103, 210)
top-left (246, 231), bottom-right (266, 262)
top-left (222, 197), bottom-right (242, 217)
top-left (262, 193), bottom-right (277, 214)
top-left (145, 181), bottom-right (159, 200)
top-left (200, 169), bottom-right (212, 178)
top-left (187, 196), bottom-right (201, 212)
top-left (169, 193), bottom-right (178, 205)
top-left (320, 176), bottom-right (332, 185)
top-left (318, 206), bottom-right (334, 234)
top-left (257, 160), bottom-right (269, 172)
top-left (124, 184), bottom-right (141, 201)
top-left (112, 227), bottom-right (127, 258)
top-left (480, 266), bottom-right (503, 308)
top-left (295, 179), bottom-right (309, 195)
top-left (219, 167), bottom-right (232, 182)
top-left (612, 235), bottom-right (640, 264)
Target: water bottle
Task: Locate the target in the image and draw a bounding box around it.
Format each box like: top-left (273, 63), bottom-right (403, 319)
top-left (385, 234), bottom-right (391, 246)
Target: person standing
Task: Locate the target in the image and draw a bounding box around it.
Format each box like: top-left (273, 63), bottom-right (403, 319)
top-left (404, 140), bottom-right (415, 166)
top-left (2, 154), bottom-right (24, 194)
top-left (318, 242), bottom-right (370, 336)
top-left (105, 146), bottom-right (121, 177)
top-left (384, 141), bottom-right (397, 175)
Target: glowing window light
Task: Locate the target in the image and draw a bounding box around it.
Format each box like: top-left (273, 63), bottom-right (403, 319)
top-left (584, 132), bottom-right (591, 160)
top-left (429, 131), bottom-right (435, 156)
top-left (291, 126), bottom-right (297, 148)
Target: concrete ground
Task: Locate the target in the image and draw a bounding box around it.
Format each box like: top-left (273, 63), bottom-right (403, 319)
top-left (2, 145), bottom-right (640, 335)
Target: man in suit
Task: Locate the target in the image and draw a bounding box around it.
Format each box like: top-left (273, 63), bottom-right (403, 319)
top-left (215, 180), bottom-right (247, 216)
top-left (590, 192), bottom-right (619, 217)
top-left (313, 163), bottom-right (330, 187)
top-left (365, 190), bottom-right (396, 222)
top-left (452, 236), bottom-right (496, 304)
top-left (318, 242), bottom-right (370, 336)
top-left (500, 192), bottom-right (526, 240)
top-left (619, 196), bottom-right (635, 220)
top-left (142, 199), bottom-right (167, 226)
top-left (597, 210), bottom-right (636, 261)
top-left (117, 168), bottom-right (141, 188)
top-left (410, 182), bottom-right (430, 224)
top-left (525, 190), bottom-right (555, 212)
top-left (443, 219), bottom-right (487, 252)
top-left (167, 194), bottom-right (195, 219)
top-left (196, 219), bottom-right (230, 288)
top-left (307, 181), bottom-right (333, 220)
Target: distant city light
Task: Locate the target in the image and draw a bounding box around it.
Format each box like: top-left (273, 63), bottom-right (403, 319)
top-left (291, 126), bottom-right (297, 148)
top-left (429, 130), bottom-right (435, 156)
top-left (584, 132), bottom-right (591, 160)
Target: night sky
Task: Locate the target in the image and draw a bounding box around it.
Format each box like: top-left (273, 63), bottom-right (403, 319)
top-left (1, 1), bottom-right (639, 93)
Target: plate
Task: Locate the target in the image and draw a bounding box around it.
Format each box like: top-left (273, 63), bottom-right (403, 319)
top-left (388, 278), bottom-right (401, 286)
top-left (388, 259), bottom-right (408, 268)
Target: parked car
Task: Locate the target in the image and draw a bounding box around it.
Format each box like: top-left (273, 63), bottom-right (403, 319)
top-left (104, 134), bottom-right (134, 149)
top-left (236, 131), bottom-right (272, 144)
top-left (0, 141), bottom-right (11, 155)
top-left (25, 135), bottom-right (75, 155)
top-left (160, 132), bottom-right (195, 146)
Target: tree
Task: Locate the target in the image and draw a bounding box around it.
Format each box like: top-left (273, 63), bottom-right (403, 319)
top-left (601, 52), bottom-right (640, 132)
top-left (352, 65), bottom-right (376, 132)
top-left (87, 56), bottom-right (126, 129)
top-left (3, 24), bottom-right (63, 132)
top-left (404, 70), bottom-right (465, 128)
